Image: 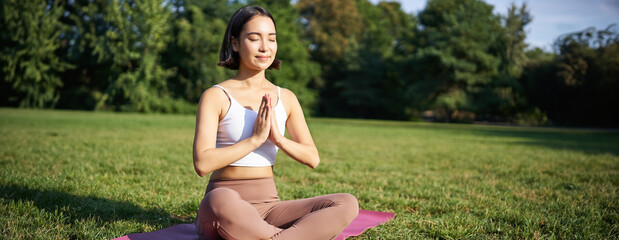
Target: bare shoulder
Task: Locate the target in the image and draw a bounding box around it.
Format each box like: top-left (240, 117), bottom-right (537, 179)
top-left (200, 85), bottom-right (228, 104)
top-left (279, 87), bottom-right (303, 117)
top-left (197, 85), bottom-right (230, 120)
top-left (280, 87), bottom-right (299, 104)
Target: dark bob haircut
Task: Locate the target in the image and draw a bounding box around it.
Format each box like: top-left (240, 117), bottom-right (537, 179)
top-left (218, 6), bottom-right (281, 70)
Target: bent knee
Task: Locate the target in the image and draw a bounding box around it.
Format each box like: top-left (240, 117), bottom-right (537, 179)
top-left (335, 193), bottom-right (359, 220)
top-left (203, 188), bottom-right (241, 215)
top-left (336, 193), bottom-right (358, 208)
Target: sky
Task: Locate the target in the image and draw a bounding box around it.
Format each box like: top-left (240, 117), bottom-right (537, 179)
top-left (370, 0), bottom-right (619, 51)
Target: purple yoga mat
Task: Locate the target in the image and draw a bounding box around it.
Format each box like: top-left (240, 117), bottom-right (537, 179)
top-left (113, 209), bottom-right (394, 240)
top-left (334, 210), bottom-right (395, 240)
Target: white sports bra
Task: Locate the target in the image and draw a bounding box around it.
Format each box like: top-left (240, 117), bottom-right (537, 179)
top-left (213, 85), bottom-right (287, 167)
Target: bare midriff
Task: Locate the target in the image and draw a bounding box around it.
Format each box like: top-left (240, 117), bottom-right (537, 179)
top-left (209, 166), bottom-right (274, 180)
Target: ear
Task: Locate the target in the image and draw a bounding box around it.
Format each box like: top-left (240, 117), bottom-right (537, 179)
top-left (231, 37), bottom-right (239, 52)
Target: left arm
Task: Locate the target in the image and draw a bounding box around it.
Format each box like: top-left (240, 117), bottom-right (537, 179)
top-left (269, 89), bottom-right (320, 168)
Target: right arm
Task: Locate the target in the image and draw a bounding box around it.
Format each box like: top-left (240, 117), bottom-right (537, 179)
top-left (192, 88), bottom-right (272, 177)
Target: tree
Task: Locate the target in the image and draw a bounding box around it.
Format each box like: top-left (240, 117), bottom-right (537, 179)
top-left (549, 25), bottom-right (618, 126)
top-left (53, 0), bottom-right (111, 110)
top-left (297, 0), bottom-right (362, 65)
top-left (297, 0), bottom-right (363, 116)
top-left (337, 0), bottom-right (416, 119)
top-left (501, 3), bottom-right (531, 80)
top-left (476, 2), bottom-right (532, 119)
top-left (521, 24), bottom-right (619, 127)
top-left (411, 0), bottom-right (502, 122)
top-left (0, 0), bottom-right (73, 108)
top-left (84, 0), bottom-right (183, 113)
top-left (162, 0), bottom-right (230, 104)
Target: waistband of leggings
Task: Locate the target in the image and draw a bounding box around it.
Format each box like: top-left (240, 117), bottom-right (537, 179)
top-left (206, 177), bottom-right (279, 203)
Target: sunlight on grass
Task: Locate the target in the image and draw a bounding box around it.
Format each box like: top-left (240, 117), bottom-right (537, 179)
top-left (1, 108), bottom-right (617, 239)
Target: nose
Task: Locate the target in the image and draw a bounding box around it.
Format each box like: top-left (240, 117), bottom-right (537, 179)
top-left (259, 39), bottom-right (267, 52)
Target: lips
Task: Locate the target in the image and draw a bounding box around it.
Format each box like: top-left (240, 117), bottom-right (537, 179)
top-left (256, 56), bottom-right (270, 61)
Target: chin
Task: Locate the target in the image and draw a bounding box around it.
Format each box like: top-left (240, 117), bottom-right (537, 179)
top-left (241, 61), bottom-right (273, 71)
top-left (255, 63), bottom-right (273, 70)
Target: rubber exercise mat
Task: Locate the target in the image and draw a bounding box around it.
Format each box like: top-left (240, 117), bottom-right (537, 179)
top-left (113, 209), bottom-right (394, 240)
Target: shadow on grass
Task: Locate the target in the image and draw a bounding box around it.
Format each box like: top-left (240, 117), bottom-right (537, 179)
top-left (313, 118), bottom-right (619, 156)
top-left (0, 183), bottom-right (185, 226)
top-left (469, 127), bottom-right (619, 157)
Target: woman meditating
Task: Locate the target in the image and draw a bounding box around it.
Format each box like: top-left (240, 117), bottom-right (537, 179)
top-left (192, 5), bottom-right (359, 240)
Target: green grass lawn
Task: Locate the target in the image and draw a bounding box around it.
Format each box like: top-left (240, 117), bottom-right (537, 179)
top-left (1, 108), bottom-right (617, 239)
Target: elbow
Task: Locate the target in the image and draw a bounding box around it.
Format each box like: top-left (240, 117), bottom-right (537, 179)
top-left (193, 153), bottom-right (211, 177)
top-left (309, 162), bottom-right (319, 169)
top-left (308, 149), bottom-right (320, 169)
top-left (194, 163), bottom-right (212, 177)
top-left (194, 166), bottom-right (208, 177)
top-left (308, 156), bottom-right (320, 169)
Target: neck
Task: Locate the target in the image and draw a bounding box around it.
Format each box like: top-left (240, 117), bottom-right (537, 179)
top-left (234, 67), bottom-right (268, 88)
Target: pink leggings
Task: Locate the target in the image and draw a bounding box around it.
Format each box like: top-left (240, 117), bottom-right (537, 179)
top-left (195, 177), bottom-right (358, 240)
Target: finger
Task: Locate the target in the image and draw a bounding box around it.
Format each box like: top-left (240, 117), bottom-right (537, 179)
top-left (266, 93), bottom-right (271, 109)
top-left (260, 95), bottom-right (268, 119)
top-left (265, 94), bottom-right (272, 117)
top-left (264, 95), bottom-right (270, 119)
top-left (261, 95), bottom-right (267, 109)
top-left (265, 96), bottom-right (272, 121)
